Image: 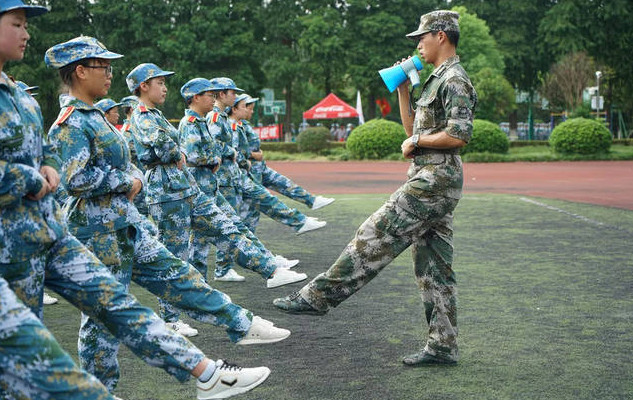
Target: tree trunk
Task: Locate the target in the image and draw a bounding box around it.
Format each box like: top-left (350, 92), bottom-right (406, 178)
top-left (368, 91), bottom-right (376, 120)
top-left (284, 83), bottom-right (292, 142)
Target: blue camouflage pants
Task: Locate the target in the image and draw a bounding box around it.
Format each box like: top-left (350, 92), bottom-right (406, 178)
top-left (0, 233), bottom-right (205, 392)
top-left (78, 219), bottom-right (253, 389)
top-left (216, 171), bottom-right (307, 277)
top-left (241, 162), bottom-right (315, 233)
top-left (299, 163), bottom-right (461, 361)
top-left (0, 277), bottom-right (113, 400)
top-left (148, 192), bottom-right (276, 321)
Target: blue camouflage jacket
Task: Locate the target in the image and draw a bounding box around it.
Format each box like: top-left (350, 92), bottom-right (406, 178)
top-left (0, 72), bottom-right (66, 262)
top-left (47, 95), bottom-right (144, 239)
top-left (130, 101), bottom-right (197, 204)
top-left (241, 120), bottom-right (265, 180)
top-left (178, 109), bottom-right (222, 196)
top-left (206, 106), bottom-right (239, 187)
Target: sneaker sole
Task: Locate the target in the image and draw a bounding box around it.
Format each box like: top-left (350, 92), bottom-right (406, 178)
top-left (266, 274), bottom-right (308, 289)
top-left (197, 368), bottom-right (271, 399)
top-left (296, 222), bottom-right (327, 235)
top-left (312, 199), bottom-right (335, 210)
top-left (237, 330), bottom-right (291, 345)
top-left (214, 277), bottom-right (246, 282)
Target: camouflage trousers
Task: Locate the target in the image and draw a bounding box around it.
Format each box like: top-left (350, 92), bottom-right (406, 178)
top-left (0, 233), bottom-right (205, 392)
top-left (215, 171), bottom-right (306, 277)
top-left (241, 162), bottom-right (315, 233)
top-left (195, 188), bottom-right (277, 279)
top-left (0, 277), bottom-right (113, 400)
top-left (78, 220), bottom-right (252, 389)
top-left (148, 192), bottom-right (276, 320)
top-left (299, 170), bottom-right (461, 361)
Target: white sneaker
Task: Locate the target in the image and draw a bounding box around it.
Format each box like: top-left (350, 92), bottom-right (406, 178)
top-left (312, 195), bottom-right (335, 210)
top-left (296, 217), bottom-right (327, 235)
top-left (197, 360), bottom-right (270, 400)
top-left (214, 269), bottom-right (246, 282)
top-left (168, 320), bottom-right (199, 337)
top-left (237, 316), bottom-right (290, 345)
top-left (266, 268), bottom-right (307, 289)
top-left (273, 254), bottom-right (300, 269)
top-left (43, 292), bottom-right (58, 305)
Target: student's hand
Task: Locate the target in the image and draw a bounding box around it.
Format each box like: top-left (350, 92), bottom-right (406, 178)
top-left (127, 178), bottom-right (143, 201)
top-left (401, 136), bottom-right (416, 159)
top-left (251, 150), bottom-right (264, 161)
top-left (26, 179), bottom-right (51, 201)
top-left (177, 153), bottom-right (186, 170)
top-left (40, 166), bottom-right (60, 193)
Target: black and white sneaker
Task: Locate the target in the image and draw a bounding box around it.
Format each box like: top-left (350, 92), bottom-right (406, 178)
top-left (197, 360), bottom-right (270, 399)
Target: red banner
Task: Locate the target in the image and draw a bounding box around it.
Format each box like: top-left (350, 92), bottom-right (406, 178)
top-left (253, 125), bottom-right (282, 140)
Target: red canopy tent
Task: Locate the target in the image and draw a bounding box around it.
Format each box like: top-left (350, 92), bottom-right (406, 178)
top-left (303, 93), bottom-right (359, 120)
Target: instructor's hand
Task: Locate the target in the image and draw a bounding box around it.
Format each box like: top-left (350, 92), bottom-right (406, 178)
top-left (401, 137), bottom-right (416, 159)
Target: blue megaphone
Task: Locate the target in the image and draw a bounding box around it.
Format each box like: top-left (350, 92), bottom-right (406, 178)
top-left (379, 56), bottom-right (424, 93)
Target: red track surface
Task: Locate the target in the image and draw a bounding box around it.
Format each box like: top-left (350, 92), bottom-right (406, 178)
top-left (267, 160), bottom-right (633, 210)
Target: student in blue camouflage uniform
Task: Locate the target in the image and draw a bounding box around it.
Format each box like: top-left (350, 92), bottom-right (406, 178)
top-left (207, 78), bottom-right (326, 281)
top-left (95, 98), bottom-right (121, 126)
top-left (275, 10), bottom-right (477, 367)
top-left (125, 64), bottom-right (307, 323)
top-left (44, 37), bottom-right (287, 393)
top-left (1, 8), bottom-right (269, 400)
top-left (233, 94), bottom-right (335, 233)
top-left (178, 78), bottom-right (306, 285)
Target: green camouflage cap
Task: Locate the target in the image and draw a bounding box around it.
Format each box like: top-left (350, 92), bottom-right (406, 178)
top-left (406, 10), bottom-right (459, 40)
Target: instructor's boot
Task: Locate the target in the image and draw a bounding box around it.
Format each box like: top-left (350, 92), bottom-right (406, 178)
top-left (273, 292), bottom-right (327, 315)
top-left (402, 350), bottom-right (457, 366)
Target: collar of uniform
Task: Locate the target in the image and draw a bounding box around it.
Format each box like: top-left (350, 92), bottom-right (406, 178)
top-left (431, 55), bottom-right (460, 78)
top-left (185, 108), bottom-right (204, 120)
top-left (240, 119), bottom-right (251, 126)
top-left (59, 93), bottom-right (97, 111)
top-left (212, 105), bottom-right (227, 117)
top-left (0, 72), bottom-right (14, 90)
top-left (137, 100), bottom-right (162, 115)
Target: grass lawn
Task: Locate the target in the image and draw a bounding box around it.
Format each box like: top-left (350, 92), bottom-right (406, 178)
top-left (42, 193), bottom-right (633, 400)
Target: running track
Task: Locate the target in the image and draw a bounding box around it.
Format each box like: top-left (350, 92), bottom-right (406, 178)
top-left (267, 161), bottom-right (633, 211)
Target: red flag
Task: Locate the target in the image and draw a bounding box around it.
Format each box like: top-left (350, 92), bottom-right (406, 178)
top-left (375, 97), bottom-right (391, 117)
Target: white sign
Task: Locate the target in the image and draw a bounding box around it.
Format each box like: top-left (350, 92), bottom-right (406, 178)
top-left (591, 96), bottom-right (604, 110)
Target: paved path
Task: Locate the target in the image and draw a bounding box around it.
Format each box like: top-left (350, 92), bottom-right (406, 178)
top-left (267, 160), bottom-right (633, 210)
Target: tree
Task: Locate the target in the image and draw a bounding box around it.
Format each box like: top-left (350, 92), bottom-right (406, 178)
top-left (539, 51), bottom-right (595, 113)
top-left (472, 67), bottom-right (516, 122)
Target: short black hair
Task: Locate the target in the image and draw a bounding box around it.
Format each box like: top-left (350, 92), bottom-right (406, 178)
top-left (432, 30), bottom-right (460, 48)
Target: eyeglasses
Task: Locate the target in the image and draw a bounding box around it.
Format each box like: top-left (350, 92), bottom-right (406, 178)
top-left (83, 64), bottom-right (113, 76)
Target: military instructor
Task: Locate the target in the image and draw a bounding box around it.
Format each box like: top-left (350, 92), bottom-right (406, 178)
top-left (274, 10), bottom-right (477, 366)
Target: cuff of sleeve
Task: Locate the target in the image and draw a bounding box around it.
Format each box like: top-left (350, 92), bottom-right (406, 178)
top-left (20, 165), bottom-right (44, 195)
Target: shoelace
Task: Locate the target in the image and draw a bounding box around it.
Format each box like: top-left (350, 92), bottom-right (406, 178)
top-left (218, 361), bottom-right (242, 372)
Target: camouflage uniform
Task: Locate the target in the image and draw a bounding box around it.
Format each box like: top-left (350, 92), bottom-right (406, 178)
top-left (207, 106), bottom-right (307, 277)
top-left (0, 277), bottom-right (114, 400)
top-left (131, 101), bottom-right (277, 288)
top-left (178, 108), bottom-right (279, 278)
top-left (1, 72), bottom-right (204, 392)
top-left (241, 119), bottom-right (316, 232)
top-left (48, 94), bottom-right (251, 389)
top-left (297, 55), bottom-right (477, 362)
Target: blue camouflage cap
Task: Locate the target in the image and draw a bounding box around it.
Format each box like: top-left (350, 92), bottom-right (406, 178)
top-left (94, 98), bottom-right (122, 113)
top-left (180, 78), bottom-right (214, 101)
top-left (0, 0), bottom-right (48, 18)
top-left (245, 95), bottom-right (259, 105)
top-left (209, 77), bottom-right (244, 92)
top-left (120, 95), bottom-right (139, 108)
top-left (126, 63), bottom-right (174, 93)
top-left (44, 36), bottom-right (123, 69)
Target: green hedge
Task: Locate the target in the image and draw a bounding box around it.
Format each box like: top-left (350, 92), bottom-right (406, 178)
top-left (549, 117), bottom-right (611, 154)
top-left (462, 119), bottom-right (509, 154)
top-left (346, 119), bottom-right (407, 159)
top-left (297, 127), bottom-right (331, 153)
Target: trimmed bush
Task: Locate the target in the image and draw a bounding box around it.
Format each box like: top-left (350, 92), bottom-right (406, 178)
top-left (346, 119), bottom-right (407, 159)
top-left (462, 119), bottom-right (509, 154)
top-left (549, 117), bottom-right (611, 154)
top-left (297, 127), bottom-right (331, 153)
